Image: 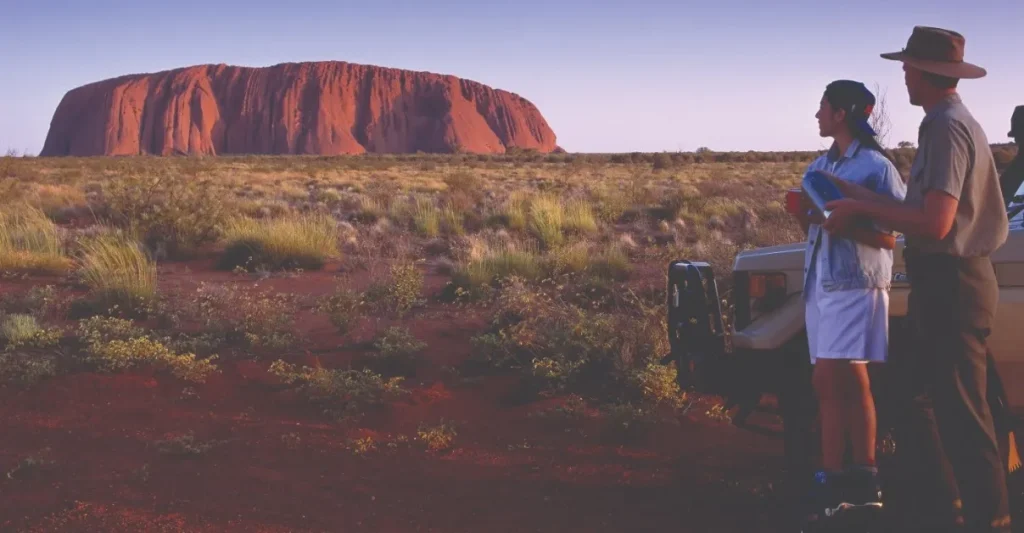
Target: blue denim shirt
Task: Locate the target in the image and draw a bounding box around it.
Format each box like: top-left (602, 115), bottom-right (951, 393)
top-left (803, 139), bottom-right (907, 292)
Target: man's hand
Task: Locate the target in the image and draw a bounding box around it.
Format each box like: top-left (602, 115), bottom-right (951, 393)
top-left (822, 198), bottom-right (863, 234)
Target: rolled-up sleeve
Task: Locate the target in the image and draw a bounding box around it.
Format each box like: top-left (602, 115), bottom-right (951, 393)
top-left (880, 161), bottom-right (907, 202)
top-left (921, 118), bottom-right (972, 200)
top-left (869, 160), bottom-right (908, 235)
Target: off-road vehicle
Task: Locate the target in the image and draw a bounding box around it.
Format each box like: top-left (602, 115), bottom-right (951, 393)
top-left (664, 181), bottom-right (1024, 529)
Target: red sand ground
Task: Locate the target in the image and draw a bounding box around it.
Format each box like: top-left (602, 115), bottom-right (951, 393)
top-left (0, 259), bottom-right (791, 532)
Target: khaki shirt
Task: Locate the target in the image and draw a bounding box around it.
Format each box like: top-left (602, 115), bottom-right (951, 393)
top-left (903, 94), bottom-right (1008, 256)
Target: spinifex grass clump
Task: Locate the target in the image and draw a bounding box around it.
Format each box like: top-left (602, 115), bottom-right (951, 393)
top-left (562, 198), bottom-right (599, 236)
top-left (0, 205), bottom-right (72, 275)
top-left (219, 211), bottom-right (340, 271)
top-left (527, 194), bottom-right (565, 249)
top-left (447, 238), bottom-right (545, 299)
top-left (77, 232), bottom-right (157, 313)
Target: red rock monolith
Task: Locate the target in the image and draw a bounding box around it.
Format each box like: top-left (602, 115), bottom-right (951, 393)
top-left (40, 61), bottom-right (558, 156)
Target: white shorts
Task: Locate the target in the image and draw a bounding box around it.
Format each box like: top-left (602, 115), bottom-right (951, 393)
top-left (804, 265), bottom-right (888, 365)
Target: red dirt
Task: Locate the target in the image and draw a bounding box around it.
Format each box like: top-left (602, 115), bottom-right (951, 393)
top-left (39, 62), bottom-right (559, 157)
top-left (0, 260), bottom-right (792, 532)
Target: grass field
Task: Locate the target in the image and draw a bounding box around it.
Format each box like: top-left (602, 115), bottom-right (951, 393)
top-left (0, 146), bottom-right (1016, 531)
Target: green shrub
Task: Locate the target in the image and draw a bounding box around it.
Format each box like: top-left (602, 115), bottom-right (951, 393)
top-left (417, 420), bottom-right (457, 452)
top-left (190, 283), bottom-right (299, 352)
top-left (363, 262), bottom-right (424, 317)
top-left (369, 326), bottom-right (426, 375)
top-left (268, 360), bottom-right (407, 420)
top-left (467, 278), bottom-right (671, 403)
top-left (77, 316), bottom-right (219, 383)
top-left (317, 287), bottom-right (363, 336)
top-left (0, 352), bottom-right (57, 386)
top-left (0, 285), bottom-right (61, 320)
top-left (96, 174), bottom-right (228, 259)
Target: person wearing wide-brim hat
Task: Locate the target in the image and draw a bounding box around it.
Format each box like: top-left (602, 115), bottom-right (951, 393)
top-left (1008, 106), bottom-right (1023, 140)
top-left (1001, 106), bottom-right (1024, 206)
top-left (820, 26), bottom-right (1013, 532)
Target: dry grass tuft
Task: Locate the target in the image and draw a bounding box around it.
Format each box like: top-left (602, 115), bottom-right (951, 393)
top-left (219, 211), bottom-right (340, 271)
top-left (77, 231), bottom-right (158, 312)
top-left (0, 205), bottom-right (72, 275)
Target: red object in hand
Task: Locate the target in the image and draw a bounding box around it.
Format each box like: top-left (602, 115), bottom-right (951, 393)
top-left (785, 188), bottom-right (804, 216)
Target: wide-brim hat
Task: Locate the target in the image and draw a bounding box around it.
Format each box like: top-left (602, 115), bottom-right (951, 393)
top-left (881, 26), bottom-right (986, 79)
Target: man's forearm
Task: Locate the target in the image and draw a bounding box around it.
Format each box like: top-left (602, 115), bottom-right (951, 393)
top-left (843, 226), bottom-right (896, 250)
top-left (845, 184), bottom-right (904, 207)
top-left (853, 199), bottom-right (937, 240)
top-left (825, 191), bottom-right (957, 242)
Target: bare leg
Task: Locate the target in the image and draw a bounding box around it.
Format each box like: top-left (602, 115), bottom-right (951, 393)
top-left (845, 362), bottom-right (877, 467)
top-left (813, 359), bottom-right (846, 472)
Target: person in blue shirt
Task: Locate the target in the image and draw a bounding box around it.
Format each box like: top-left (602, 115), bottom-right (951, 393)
top-left (790, 80), bottom-right (907, 528)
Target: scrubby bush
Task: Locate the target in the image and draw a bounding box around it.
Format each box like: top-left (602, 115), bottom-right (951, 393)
top-left (368, 326), bottom-right (426, 375)
top-left (76, 316), bottom-right (219, 383)
top-left (1, 314), bottom-right (62, 351)
top-left (363, 261), bottom-right (424, 317)
top-left (188, 282), bottom-right (299, 353)
top-left (318, 287), bottom-right (363, 336)
top-left (466, 277), bottom-right (680, 407)
top-left (95, 174), bottom-right (229, 259)
top-left (268, 360), bottom-right (407, 420)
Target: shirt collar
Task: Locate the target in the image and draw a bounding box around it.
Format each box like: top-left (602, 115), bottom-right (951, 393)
top-left (827, 138), bottom-right (863, 162)
top-left (843, 138), bottom-right (863, 159)
top-left (921, 93), bottom-right (962, 126)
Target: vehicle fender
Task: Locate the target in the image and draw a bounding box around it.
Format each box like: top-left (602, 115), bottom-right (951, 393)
top-left (732, 294), bottom-right (806, 352)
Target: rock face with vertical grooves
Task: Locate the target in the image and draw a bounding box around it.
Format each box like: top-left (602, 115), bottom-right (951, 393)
top-left (40, 61), bottom-right (558, 156)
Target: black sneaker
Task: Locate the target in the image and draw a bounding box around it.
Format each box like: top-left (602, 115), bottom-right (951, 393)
top-left (801, 470), bottom-right (842, 531)
top-left (842, 465), bottom-right (883, 511)
top-left (822, 465), bottom-right (884, 530)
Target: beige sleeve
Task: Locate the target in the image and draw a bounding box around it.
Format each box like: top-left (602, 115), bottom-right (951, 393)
top-left (920, 119), bottom-right (972, 200)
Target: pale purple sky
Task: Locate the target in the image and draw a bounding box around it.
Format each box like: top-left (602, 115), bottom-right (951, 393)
top-left (2, 0), bottom-right (1021, 154)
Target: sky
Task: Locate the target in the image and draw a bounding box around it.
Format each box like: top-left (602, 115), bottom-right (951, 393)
top-left (1, 0), bottom-right (1022, 154)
